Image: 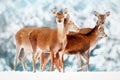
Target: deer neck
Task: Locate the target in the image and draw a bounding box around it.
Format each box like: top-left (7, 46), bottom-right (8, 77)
top-left (64, 20), bottom-right (80, 34)
top-left (57, 22), bottom-right (66, 43)
top-left (86, 25), bottom-right (100, 47)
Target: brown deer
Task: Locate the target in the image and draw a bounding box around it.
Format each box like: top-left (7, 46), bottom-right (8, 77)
top-left (65, 11), bottom-right (110, 71)
top-left (40, 11), bottom-right (110, 71)
top-left (29, 8), bottom-right (80, 72)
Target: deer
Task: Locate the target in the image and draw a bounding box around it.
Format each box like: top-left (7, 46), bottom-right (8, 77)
top-left (29, 8), bottom-right (80, 72)
top-left (39, 11), bottom-right (110, 72)
top-left (14, 8), bottom-right (80, 72)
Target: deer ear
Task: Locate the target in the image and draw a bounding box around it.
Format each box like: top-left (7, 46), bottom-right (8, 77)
top-left (65, 14), bottom-right (70, 22)
top-left (63, 8), bottom-right (68, 14)
top-left (66, 14), bottom-right (70, 19)
top-left (94, 11), bottom-right (99, 16)
top-left (106, 11), bottom-right (110, 16)
top-left (51, 9), bottom-right (57, 15)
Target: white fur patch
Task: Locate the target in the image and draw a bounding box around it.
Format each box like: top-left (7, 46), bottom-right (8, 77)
top-left (57, 23), bottom-right (64, 34)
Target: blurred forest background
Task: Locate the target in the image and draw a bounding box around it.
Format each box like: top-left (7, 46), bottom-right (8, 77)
top-left (0, 0), bottom-right (120, 72)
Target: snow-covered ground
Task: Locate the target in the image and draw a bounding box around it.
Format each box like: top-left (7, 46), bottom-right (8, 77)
top-left (0, 71), bottom-right (120, 80)
top-left (0, 0), bottom-right (120, 72)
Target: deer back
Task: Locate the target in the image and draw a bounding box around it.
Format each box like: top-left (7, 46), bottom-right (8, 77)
top-left (15, 27), bottom-right (35, 49)
top-left (79, 28), bottom-right (93, 34)
top-left (29, 27), bottom-right (55, 52)
top-left (65, 33), bottom-right (90, 54)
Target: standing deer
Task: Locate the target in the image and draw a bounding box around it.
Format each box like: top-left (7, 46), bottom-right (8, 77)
top-left (40, 11), bottom-right (110, 71)
top-left (29, 8), bottom-right (80, 72)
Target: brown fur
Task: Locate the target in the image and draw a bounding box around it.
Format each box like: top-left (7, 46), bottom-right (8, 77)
top-left (65, 33), bottom-right (89, 54)
top-left (65, 24), bottom-right (104, 54)
top-left (79, 28), bottom-right (93, 34)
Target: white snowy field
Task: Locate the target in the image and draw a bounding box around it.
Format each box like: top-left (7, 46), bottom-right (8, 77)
top-left (0, 0), bottom-right (120, 72)
top-left (0, 71), bottom-right (120, 80)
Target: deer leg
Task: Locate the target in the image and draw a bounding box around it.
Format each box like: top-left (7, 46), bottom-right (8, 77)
top-left (50, 52), bottom-right (54, 71)
top-left (21, 52), bottom-right (27, 71)
top-left (54, 58), bottom-right (61, 72)
top-left (41, 53), bottom-right (51, 71)
top-left (14, 45), bottom-right (21, 70)
top-left (61, 54), bottom-right (64, 72)
top-left (35, 52), bottom-right (39, 60)
top-left (54, 53), bottom-right (61, 72)
top-left (83, 50), bottom-right (89, 71)
top-left (32, 51), bottom-right (38, 72)
top-left (40, 53), bottom-right (44, 71)
top-left (59, 51), bottom-right (64, 72)
top-left (77, 52), bottom-right (83, 71)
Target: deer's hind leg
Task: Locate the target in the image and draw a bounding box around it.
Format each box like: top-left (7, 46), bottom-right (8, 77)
top-left (40, 53), bottom-right (51, 71)
top-left (82, 50), bottom-right (90, 71)
top-left (21, 49), bottom-right (28, 71)
top-left (14, 44), bottom-right (21, 70)
top-left (32, 51), bottom-right (38, 72)
top-left (77, 52), bottom-right (83, 71)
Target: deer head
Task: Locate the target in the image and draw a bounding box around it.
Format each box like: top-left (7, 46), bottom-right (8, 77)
top-left (94, 11), bottom-right (110, 24)
top-left (97, 24), bottom-right (107, 38)
top-left (67, 21), bottom-right (80, 33)
top-left (63, 14), bottom-right (80, 33)
top-left (52, 8), bottom-right (68, 23)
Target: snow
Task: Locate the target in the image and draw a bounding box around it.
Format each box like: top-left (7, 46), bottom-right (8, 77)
top-left (0, 71), bottom-right (120, 80)
top-left (0, 0), bottom-right (120, 72)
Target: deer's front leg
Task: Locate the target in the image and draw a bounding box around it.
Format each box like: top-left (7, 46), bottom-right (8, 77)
top-left (83, 50), bottom-right (90, 71)
top-left (40, 53), bottom-right (51, 71)
top-left (50, 52), bottom-right (54, 71)
top-left (59, 51), bottom-right (65, 72)
top-left (32, 52), bottom-right (38, 72)
top-left (77, 52), bottom-right (83, 71)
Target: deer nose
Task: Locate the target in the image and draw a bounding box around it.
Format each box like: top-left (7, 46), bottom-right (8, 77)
top-left (102, 22), bottom-right (104, 24)
top-left (58, 20), bottom-right (62, 23)
top-left (105, 34), bottom-right (107, 37)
